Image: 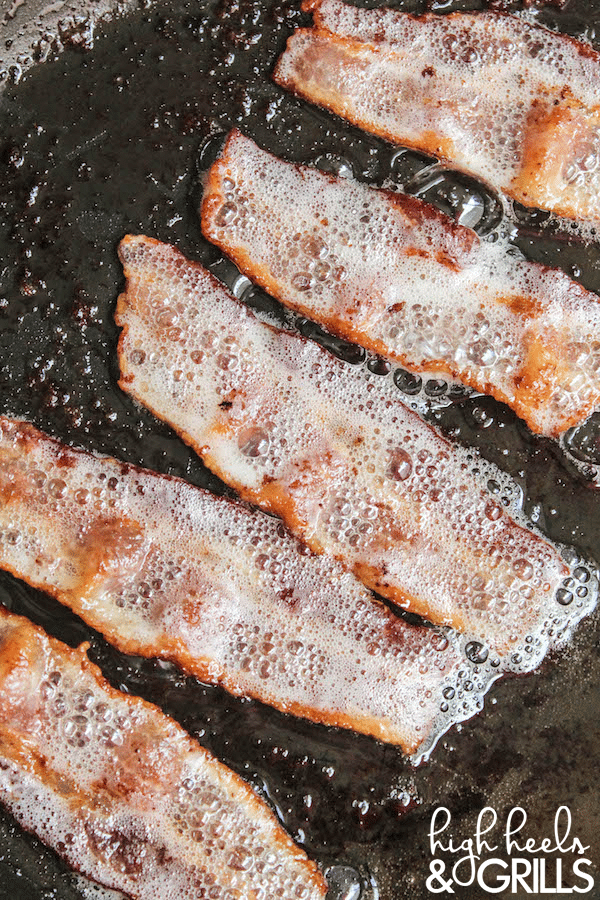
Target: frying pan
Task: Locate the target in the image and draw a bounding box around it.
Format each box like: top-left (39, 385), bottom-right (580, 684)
top-left (1, 0), bottom-right (600, 897)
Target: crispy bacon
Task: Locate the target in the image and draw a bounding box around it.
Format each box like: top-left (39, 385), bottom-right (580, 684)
top-left (201, 131), bottom-right (600, 437)
top-left (273, 0), bottom-right (600, 225)
top-left (0, 606), bottom-right (326, 899)
top-left (115, 235), bottom-right (570, 655)
top-left (0, 416), bottom-right (463, 752)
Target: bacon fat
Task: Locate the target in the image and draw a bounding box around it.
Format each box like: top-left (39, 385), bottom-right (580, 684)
top-left (115, 234), bottom-right (570, 654)
top-left (273, 0), bottom-right (600, 225)
top-left (0, 415), bottom-right (463, 752)
top-left (201, 131), bottom-right (600, 437)
top-left (0, 606), bottom-right (326, 899)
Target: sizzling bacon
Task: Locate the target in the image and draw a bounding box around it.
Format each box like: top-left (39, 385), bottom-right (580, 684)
top-left (0, 606), bottom-right (326, 899)
top-left (201, 131), bottom-right (600, 437)
top-left (0, 416), bottom-right (463, 752)
top-left (115, 234), bottom-right (570, 655)
top-left (273, 0), bottom-right (600, 225)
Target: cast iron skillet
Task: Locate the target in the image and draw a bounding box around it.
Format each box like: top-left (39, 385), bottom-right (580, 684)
top-left (0, 1), bottom-right (600, 897)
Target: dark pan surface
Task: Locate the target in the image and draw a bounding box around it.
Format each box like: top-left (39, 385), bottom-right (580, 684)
top-left (1, 1), bottom-right (600, 897)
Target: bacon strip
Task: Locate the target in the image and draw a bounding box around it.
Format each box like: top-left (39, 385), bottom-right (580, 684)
top-left (0, 416), bottom-right (464, 752)
top-left (0, 606), bottom-right (326, 899)
top-left (201, 131), bottom-right (600, 437)
top-left (273, 0), bottom-right (600, 225)
top-left (115, 234), bottom-right (570, 656)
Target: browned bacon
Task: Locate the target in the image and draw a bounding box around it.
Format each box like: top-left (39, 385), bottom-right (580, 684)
top-left (201, 131), bottom-right (600, 437)
top-left (274, 0), bottom-right (600, 225)
top-left (0, 415), bottom-right (463, 752)
top-left (0, 606), bottom-right (326, 899)
top-left (115, 234), bottom-right (572, 657)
